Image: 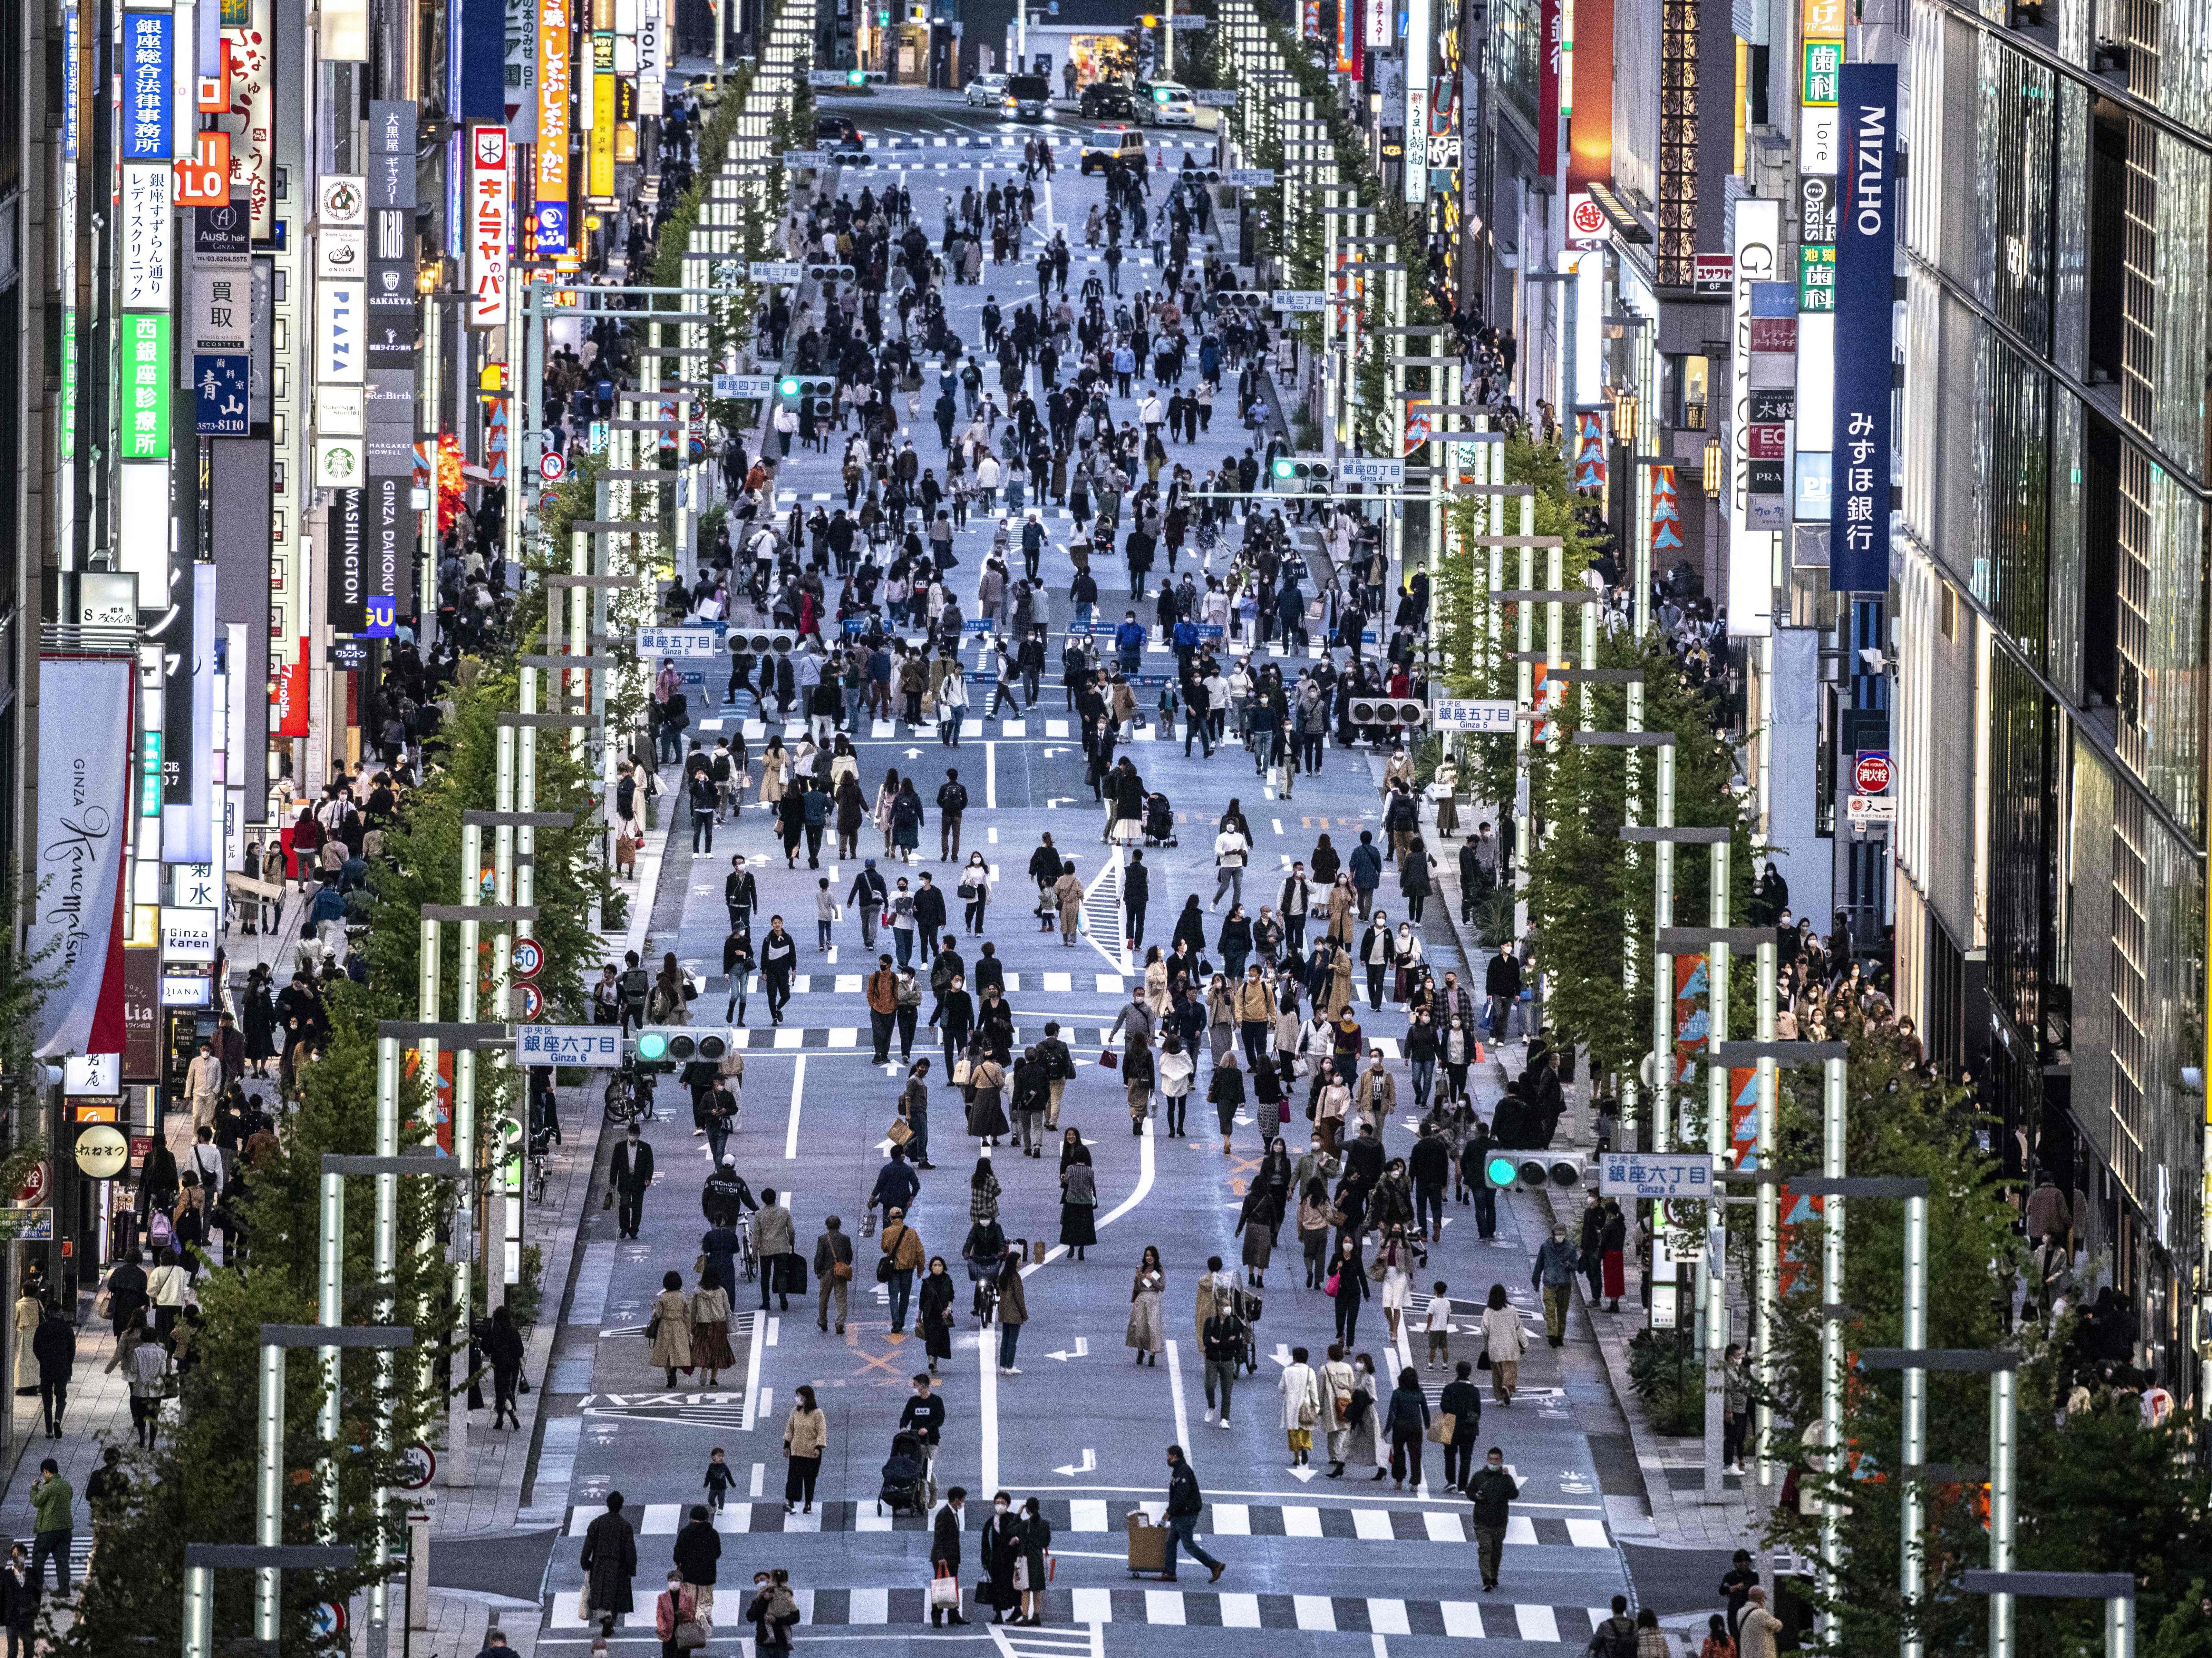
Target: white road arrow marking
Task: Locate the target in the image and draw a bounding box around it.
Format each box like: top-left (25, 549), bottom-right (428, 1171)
top-left (905, 747), bottom-right (924, 759)
top-left (1046, 1336), bottom-right (1090, 1362)
top-left (1052, 1449), bottom-right (1098, 1477)
top-left (1287, 1464), bottom-right (1318, 1483)
top-left (1267, 1343), bottom-right (1292, 1368)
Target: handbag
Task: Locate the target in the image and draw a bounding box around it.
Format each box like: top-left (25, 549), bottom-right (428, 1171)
top-left (876, 1256), bottom-right (895, 1284)
top-left (833, 1257), bottom-right (854, 1281)
top-left (1367, 1256), bottom-right (1388, 1281)
top-left (887, 1117), bottom-right (914, 1145)
top-left (94, 1289), bottom-right (113, 1320)
top-left (1426, 1410), bottom-right (1456, 1445)
top-left (1097, 1049), bottom-right (1118, 1071)
top-left (1013, 1558), bottom-right (1032, 1592)
top-left (929, 1568), bottom-right (961, 1609)
top-left (1322, 1271), bottom-right (1340, 1298)
top-left (1297, 1397), bottom-right (1318, 1427)
top-left (1477, 1349), bottom-right (1491, 1370)
top-left (1278, 1100), bottom-right (1292, 1123)
top-left (676, 1613), bottom-right (710, 1652)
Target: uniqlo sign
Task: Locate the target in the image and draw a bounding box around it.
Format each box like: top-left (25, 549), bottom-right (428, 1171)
top-left (468, 124), bottom-right (510, 328)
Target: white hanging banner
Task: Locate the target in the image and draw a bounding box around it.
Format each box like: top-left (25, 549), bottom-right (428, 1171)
top-left (32, 659), bottom-right (135, 1059)
top-left (120, 163), bottom-right (173, 310)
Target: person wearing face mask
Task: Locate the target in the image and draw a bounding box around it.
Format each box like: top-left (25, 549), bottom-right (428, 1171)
top-left (980, 1491), bottom-right (1022, 1622)
top-left (1465, 1446), bottom-right (1521, 1593)
top-left (1532, 1223), bottom-right (1581, 1347)
top-left (655, 1569), bottom-right (704, 1658)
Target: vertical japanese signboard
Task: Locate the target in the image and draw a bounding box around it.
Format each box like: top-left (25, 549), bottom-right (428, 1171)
top-left (1727, 196), bottom-right (1781, 637)
top-left (1830, 63), bottom-right (1896, 593)
top-left (1537, 0), bottom-right (1561, 179)
top-left (223, 0), bottom-right (275, 237)
top-left (535, 0), bottom-right (571, 252)
top-left (123, 11), bottom-right (173, 159)
top-left (469, 124), bottom-right (510, 327)
top-left (121, 314), bottom-right (172, 460)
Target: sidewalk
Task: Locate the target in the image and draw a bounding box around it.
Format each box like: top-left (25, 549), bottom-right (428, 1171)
top-left (1417, 788), bottom-right (1763, 1558)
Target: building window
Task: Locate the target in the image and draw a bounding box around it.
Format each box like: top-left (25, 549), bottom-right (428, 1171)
top-left (1657, 0), bottom-right (1697, 287)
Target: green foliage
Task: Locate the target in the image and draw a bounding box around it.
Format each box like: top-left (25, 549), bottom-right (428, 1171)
top-left (1759, 1042), bottom-right (2212, 1654)
top-left (510, 1243), bottom-right (546, 1327)
top-left (1626, 1327), bottom-right (1702, 1436)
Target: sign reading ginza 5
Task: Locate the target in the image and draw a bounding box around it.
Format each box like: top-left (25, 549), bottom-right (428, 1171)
top-left (1830, 62), bottom-right (1896, 593)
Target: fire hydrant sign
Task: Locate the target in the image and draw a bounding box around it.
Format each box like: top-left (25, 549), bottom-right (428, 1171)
top-left (468, 124), bottom-right (510, 328)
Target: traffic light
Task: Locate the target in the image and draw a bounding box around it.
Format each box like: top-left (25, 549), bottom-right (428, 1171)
top-left (728, 629), bottom-right (798, 655)
top-left (1348, 696), bottom-right (1428, 730)
top-left (633, 1027), bottom-right (736, 1069)
top-left (801, 262), bottom-right (856, 283)
top-left (846, 68), bottom-right (867, 85)
top-left (1485, 1153), bottom-right (1588, 1191)
top-left (1270, 456), bottom-right (1332, 489)
top-left (1152, 86), bottom-right (1172, 103)
top-left (778, 376), bottom-right (837, 419)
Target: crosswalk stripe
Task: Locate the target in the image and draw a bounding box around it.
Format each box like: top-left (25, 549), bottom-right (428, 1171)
top-left (1210, 1502), bottom-right (1250, 1535)
top-left (540, 1587), bottom-right (1604, 1637)
top-left (1566, 1517), bottom-right (1610, 1548)
top-left (1282, 1506), bottom-right (1322, 1537)
top-left (1351, 1509), bottom-right (1393, 1540)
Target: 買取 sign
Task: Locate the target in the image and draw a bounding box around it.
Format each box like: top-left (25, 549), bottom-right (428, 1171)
top-left (1598, 1152), bottom-right (1715, 1200)
top-left (516, 1025), bottom-right (624, 1067)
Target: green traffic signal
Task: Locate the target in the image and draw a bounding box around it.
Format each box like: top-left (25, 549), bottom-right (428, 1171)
top-left (1154, 88), bottom-right (1170, 102)
top-left (1485, 1153), bottom-right (1520, 1189)
top-left (637, 1031), bottom-right (669, 1061)
top-left (1271, 456), bottom-right (1296, 479)
top-left (779, 376), bottom-right (801, 396)
top-left (847, 68), bottom-right (866, 84)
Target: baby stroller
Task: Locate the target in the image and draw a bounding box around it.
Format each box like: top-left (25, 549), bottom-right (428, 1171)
top-left (1143, 792), bottom-right (1178, 848)
top-left (1233, 1283), bottom-right (1264, 1374)
top-left (878, 1430), bottom-right (933, 1516)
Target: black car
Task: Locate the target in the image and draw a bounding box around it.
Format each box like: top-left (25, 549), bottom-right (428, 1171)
top-left (1079, 82), bottom-right (1139, 120)
top-left (815, 115), bottom-right (865, 152)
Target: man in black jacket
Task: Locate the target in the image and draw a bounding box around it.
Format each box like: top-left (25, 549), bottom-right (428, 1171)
top-left (1484, 943), bottom-right (1523, 1038)
top-left (913, 873), bottom-right (949, 963)
top-left (1035, 1022), bottom-right (1075, 1128)
top-left (1124, 849), bottom-right (1149, 950)
top-left (929, 1487), bottom-right (971, 1625)
top-left (1409, 1122), bottom-right (1452, 1243)
top-left (1437, 1360), bottom-right (1482, 1489)
top-left (673, 1503), bottom-right (722, 1616)
top-left (1466, 1449), bottom-right (1518, 1591)
top-left (1162, 1446), bottom-right (1226, 1582)
top-left (726, 855), bottom-right (759, 933)
top-left (610, 1125), bottom-right (654, 1239)
top-left (760, 917), bottom-right (799, 1026)
top-left (936, 769), bottom-right (969, 860)
top-left (848, 858), bottom-right (888, 951)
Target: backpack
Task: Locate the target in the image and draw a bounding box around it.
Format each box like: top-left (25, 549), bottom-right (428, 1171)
top-left (148, 1209), bottom-right (175, 1249)
top-left (1593, 1617), bottom-right (1637, 1658)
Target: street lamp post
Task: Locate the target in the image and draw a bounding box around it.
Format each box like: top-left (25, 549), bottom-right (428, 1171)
top-left (253, 1325), bottom-right (415, 1644)
top-left (181, 1543), bottom-right (360, 1658)
top-left (1959, 1572), bottom-right (2134, 1658)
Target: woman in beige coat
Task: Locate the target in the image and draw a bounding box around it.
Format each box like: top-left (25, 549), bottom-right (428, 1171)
top-left (759, 738), bottom-right (790, 806)
top-left (1326, 876), bottom-right (1356, 945)
top-left (782, 1384), bottom-right (827, 1513)
top-left (1054, 864), bottom-right (1084, 945)
top-left (647, 1270), bottom-right (693, 1387)
top-left (875, 768), bottom-right (903, 856)
top-left (1143, 949), bottom-right (1171, 1018)
top-left (1480, 1282), bottom-right (1530, 1404)
top-left (1126, 1246), bottom-right (1165, 1364)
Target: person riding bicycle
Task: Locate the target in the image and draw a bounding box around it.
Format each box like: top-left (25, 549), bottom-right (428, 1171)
top-left (703, 1156), bottom-right (759, 1227)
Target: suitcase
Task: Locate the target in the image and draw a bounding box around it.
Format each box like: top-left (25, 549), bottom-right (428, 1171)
top-left (1125, 1510), bottom-right (1171, 1578)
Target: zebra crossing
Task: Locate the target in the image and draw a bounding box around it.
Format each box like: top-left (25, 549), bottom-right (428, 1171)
top-left (622, 1022), bottom-right (1403, 1058)
top-left (562, 1498), bottom-right (1604, 1547)
top-left (712, 971), bottom-right (1129, 996)
top-left (543, 1585), bottom-right (1617, 1640)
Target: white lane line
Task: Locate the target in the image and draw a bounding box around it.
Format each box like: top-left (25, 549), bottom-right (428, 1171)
top-left (986, 739), bottom-right (998, 809)
top-left (750, 1461), bottom-right (765, 1497)
top-left (785, 1055), bottom-right (806, 1159)
top-left (1166, 1338), bottom-right (1191, 1455)
top-left (741, 1313), bottom-right (767, 1431)
top-left (979, 1325), bottom-right (1000, 1498)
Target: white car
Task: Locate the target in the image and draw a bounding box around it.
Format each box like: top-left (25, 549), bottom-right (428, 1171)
top-left (964, 73), bottom-right (1008, 108)
top-left (1137, 79), bottom-right (1198, 126)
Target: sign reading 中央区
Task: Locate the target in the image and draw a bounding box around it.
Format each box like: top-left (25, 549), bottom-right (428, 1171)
top-left (1429, 698), bottom-right (1516, 733)
top-left (469, 125), bottom-right (510, 328)
top-left (1831, 63), bottom-right (1897, 594)
top-left (636, 627), bottom-right (724, 660)
top-left (1598, 1152), bottom-right (1714, 1200)
top-left (120, 314), bottom-right (171, 460)
top-left (1340, 457), bottom-right (1406, 486)
top-left (516, 1024), bottom-right (623, 1067)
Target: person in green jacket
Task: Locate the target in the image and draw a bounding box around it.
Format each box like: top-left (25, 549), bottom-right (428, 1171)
top-left (29, 1458), bottom-right (71, 1593)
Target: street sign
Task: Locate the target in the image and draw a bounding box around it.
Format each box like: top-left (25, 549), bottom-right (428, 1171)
top-left (64, 1054), bottom-right (120, 1096)
top-left (1190, 87), bottom-right (1238, 105)
top-left (399, 1442), bottom-right (437, 1491)
top-left (807, 69), bottom-right (856, 85)
top-left (310, 1603), bottom-right (347, 1638)
top-left (781, 151), bottom-right (831, 169)
top-left (712, 373), bottom-right (775, 399)
top-left (748, 261), bottom-right (804, 283)
top-left (1853, 750), bottom-right (1892, 794)
top-left (1339, 457), bottom-right (1405, 486)
top-left (1597, 1151), bottom-right (1715, 1200)
top-left (1430, 698), bottom-right (1516, 733)
top-left (7, 1209), bottom-right (50, 1241)
top-left (515, 1025), bottom-right (624, 1067)
top-left (539, 448), bottom-right (567, 482)
top-left (1272, 289), bottom-right (1326, 311)
top-left (1846, 793), bottom-right (1896, 826)
top-left (512, 982), bottom-right (546, 1022)
top-left (14, 1162), bottom-right (48, 1206)
top-left (1170, 11), bottom-right (1206, 24)
top-left (511, 939), bottom-right (545, 979)
top-left (636, 627), bottom-right (725, 660)
top-left (1222, 168), bottom-right (1276, 187)
top-left (73, 1125), bottom-right (130, 1179)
